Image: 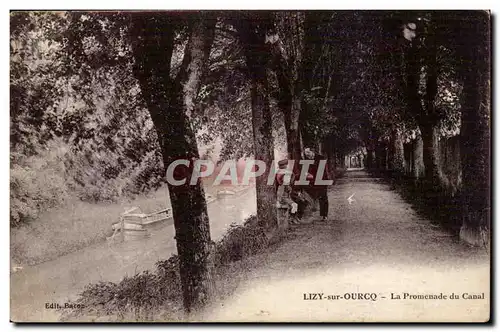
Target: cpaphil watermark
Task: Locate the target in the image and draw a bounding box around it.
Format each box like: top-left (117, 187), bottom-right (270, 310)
top-left (165, 159), bottom-right (333, 186)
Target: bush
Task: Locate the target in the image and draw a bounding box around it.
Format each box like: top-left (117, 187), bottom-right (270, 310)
top-left (10, 140), bottom-right (70, 226)
top-left (10, 134), bottom-right (165, 226)
top-left (61, 255), bottom-right (183, 321)
top-left (214, 216), bottom-right (268, 266)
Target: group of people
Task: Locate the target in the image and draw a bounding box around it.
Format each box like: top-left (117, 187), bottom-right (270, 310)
top-left (275, 147), bottom-right (332, 224)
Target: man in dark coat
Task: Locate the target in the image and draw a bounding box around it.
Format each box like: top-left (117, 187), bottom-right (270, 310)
top-left (303, 147), bottom-right (332, 222)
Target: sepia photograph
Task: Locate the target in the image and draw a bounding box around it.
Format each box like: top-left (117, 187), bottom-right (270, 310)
top-left (9, 9), bottom-right (491, 323)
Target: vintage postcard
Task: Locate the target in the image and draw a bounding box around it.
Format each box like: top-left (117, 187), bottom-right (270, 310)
top-left (10, 10), bottom-right (490, 323)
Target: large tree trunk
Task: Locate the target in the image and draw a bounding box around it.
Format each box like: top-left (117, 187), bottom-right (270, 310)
top-left (366, 149), bottom-right (374, 169)
top-left (375, 142), bottom-right (387, 170)
top-left (129, 13), bottom-right (216, 313)
top-left (404, 19), bottom-right (441, 185)
top-left (365, 132), bottom-right (376, 169)
top-left (458, 11), bottom-right (490, 247)
top-left (249, 67), bottom-right (278, 230)
top-left (275, 61), bottom-right (296, 160)
top-left (420, 124), bottom-right (442, 185)
top-left (278, 77), bottom-right (302, 162)
top-left (419, 24), bottom-right (442, 186)
top-left (412, 134), bottom-right (425, 179)
top-left (235, 15), bottom-right (278, 230)
top-left (323, 136), bottom-right (336, 181)
top-left (283, 97), bottom-right (303, 162)
top-left (388, 128), bottom-right (405, 175)
top-left (274, 12), bottom-right (306, 164)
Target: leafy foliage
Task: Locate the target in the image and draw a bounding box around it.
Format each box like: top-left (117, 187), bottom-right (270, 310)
top-left (10, 139), bottom-right (70, 225)
top-left (195, 21), bottom-right (254, 160)
top-left (10, 12), bottom-right (166, 224)
top-left (9, 10), bottom-right (475, 227)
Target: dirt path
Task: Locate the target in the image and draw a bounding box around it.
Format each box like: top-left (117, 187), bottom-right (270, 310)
top-left (205, 169), bottom-right (490, 322)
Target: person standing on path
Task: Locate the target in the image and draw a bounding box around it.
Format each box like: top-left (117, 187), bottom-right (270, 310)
top-left (303, 147), bottom-right (332, 222)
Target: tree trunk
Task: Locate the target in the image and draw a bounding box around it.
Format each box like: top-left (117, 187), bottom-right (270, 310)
top-left (404, 18), bottom-right (440, 183)
top-left (324, 136), bottom-right (336, 181)
top-left (412, 134), bottom-right (425, 179)
top-left (388, 128), bottom-right (405, 175)
top-left (420, 124), bottom-right (442, 185)
top-left (235, 16), bottom-right (278, 230)
top-left (129, 13), bottom-right (216, 313)
top-left (375, 142), bottom-right (387, 170)
top-left (458, 11), bottom-right (490, 247)
top-left (276, 60), bottom-right (301, 162)
top-left (282, 98), bottom-right (303, 162)
top-left (274, 12), bottom-right (306, 164)
top-left (250, 66), bottom-right (278, 230)
top-left (366, 150), bottom-right (373, 169)
top-left (365, 133), bottom-right (376, 169)
top-left (299, 119), bottom-right (319, 152)
top-left (419, 21), bottom-right (442, 186)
